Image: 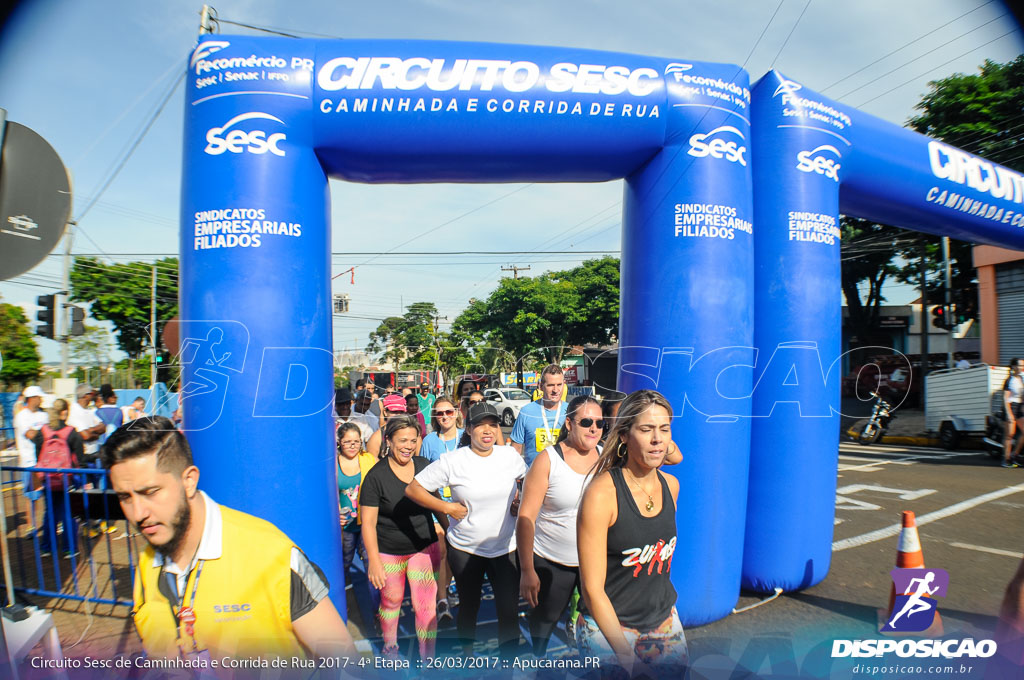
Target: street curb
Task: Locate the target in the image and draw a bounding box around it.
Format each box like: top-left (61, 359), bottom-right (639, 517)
top-left (845, 427), bottom-right (940, 447)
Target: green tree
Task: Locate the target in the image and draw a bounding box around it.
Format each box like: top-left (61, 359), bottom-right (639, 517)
top-left (902, 55), bottom-right (1024, 321)
top-left (551, 256), bottom-right (621, 346)
top-left (840, 218), bottom-right (909, 340)
top-left (367, 302), bottom-right (440, 369)
top-left (454, 272), bottom-right (577, 367)
top-left (0, 302), bottom-right (42, 386)
top-left (69, 257), bottom-right (179, 358)
top-left (69, 324), bottom-right (114, 370)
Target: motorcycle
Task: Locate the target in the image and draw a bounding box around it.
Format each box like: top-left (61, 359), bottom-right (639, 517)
top-left (858, 391), bottom-right (896, 445)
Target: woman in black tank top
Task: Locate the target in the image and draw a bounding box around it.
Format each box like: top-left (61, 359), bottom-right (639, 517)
top-left (577, 390), bottom-right (687, 678)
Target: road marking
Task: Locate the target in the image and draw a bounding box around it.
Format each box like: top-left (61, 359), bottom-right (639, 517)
top-left (833, 483), bottom-right (1024, 551)
top-left (837, 484), bottom-right (937, 501)
top-left (840, 455), bottom-right (915, 464)
top-left (949, 542), bottom-right (1023, 559)
top-left (836, 450), bottom-right (977, 472)
top-left (838, 443), bottom-right (975, 456)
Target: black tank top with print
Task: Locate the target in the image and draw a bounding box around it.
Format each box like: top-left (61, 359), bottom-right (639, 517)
top-left (588, 467), bottom-right (677, 632)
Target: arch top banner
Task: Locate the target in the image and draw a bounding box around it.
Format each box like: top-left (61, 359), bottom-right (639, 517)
top-left (181, 33), bottom-right (1024, 626)
top-left (755, 70), bottom-right (1024, 250)
top-left (188, 36), bottom-right (752, 183)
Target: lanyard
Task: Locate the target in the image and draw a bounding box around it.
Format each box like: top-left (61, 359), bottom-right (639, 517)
top-left (540, 402), bottom-right (564, 432)
top-left (442, 429), bottom-right (459, 454)
top-left (164, 559), bottom-right (205, 653)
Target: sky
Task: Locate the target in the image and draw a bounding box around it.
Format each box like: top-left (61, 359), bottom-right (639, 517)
top-left (0, 0), bottom-right (1022, 364)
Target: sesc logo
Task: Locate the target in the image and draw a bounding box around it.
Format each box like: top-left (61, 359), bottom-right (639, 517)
top-left (205, 112), bottom-right (287, 157)
top-left (664, 63), bottom-right (693, 82)
top-left (773, 79), bottom-right (802, 98)
top-left (190, 40), bottom-right (231, 70)
top-left (688, 126), bottom-right (747, 166)
top-left (213, 603), bottom-right (252, 613)
top-left (796, 145), bottom-right (842, 181)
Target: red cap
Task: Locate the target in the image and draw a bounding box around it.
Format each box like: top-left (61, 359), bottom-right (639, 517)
top-left (382, 394), bottom-right (407, 413)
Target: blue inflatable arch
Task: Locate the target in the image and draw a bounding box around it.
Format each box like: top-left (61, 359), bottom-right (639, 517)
top-left (180, 36), bottom-right (1024, 623)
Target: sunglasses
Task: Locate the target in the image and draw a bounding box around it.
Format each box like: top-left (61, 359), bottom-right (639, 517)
top-left (435, 408), bottom-right (456, 417)
top-left (576, 418), bottom-right (605, 429)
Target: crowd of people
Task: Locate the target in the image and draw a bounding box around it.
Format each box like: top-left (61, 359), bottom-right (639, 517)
top-left (333, 364), bottom-right (687, 676)
top-left (11, 384), bottom-right (152, 555)
top-left (8, 371), bottom-right (686, 677)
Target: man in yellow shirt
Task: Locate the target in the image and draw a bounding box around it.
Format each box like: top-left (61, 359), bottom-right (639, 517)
top-left (103, 417), bottom-right (355, 665)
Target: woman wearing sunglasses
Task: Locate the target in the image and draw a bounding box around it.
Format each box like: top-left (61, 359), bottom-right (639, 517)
top-left (419, 396), bottom-right (462, 622)
top-left (576, 390), bottom-right (687, 678)
top-left (516, 395), bottom-right (603, 656)
top-left (421, 397), bottom-right (462, 463)
top-left (406, 402), bottom-right (526, 657)
top-left (337, 422), bottom-right (377, 579)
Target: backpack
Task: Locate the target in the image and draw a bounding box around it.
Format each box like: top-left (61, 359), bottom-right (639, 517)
top-left (35, 425), bottom-right (75, 490)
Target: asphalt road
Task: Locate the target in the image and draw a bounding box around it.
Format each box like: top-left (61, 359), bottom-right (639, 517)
top-left (689, 443), bottom-right (1024, 678)
top-left (346, 439), bottom-right (1024, 677)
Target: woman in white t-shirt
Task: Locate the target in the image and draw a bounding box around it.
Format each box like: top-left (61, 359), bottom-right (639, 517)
top-left (406, 402), bottom-right (526, 657)
top-left (516, 395), bottom-right (603, 656)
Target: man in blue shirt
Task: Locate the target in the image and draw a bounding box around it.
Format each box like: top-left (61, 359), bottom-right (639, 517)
top-left (510, 364), bottom-right (567, 465)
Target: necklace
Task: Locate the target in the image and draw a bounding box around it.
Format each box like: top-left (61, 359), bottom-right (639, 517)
top-left (623, 467), bottom-right (655, 512)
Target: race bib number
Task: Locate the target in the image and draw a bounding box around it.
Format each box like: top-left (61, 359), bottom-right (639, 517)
top-left (535, 428), bottom-right (560, 451)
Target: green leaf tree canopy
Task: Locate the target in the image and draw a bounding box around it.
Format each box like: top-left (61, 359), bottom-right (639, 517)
top-left (367, 301), bottom-right (439, 369)
top-left (902, 56), bottom-right (1024, 321)
top-left (0, 301), bottom-right (42, 386)
top-left (70, 257), bottom-right (178, 359)
top-left (453, 257), bottom-right (621, 367)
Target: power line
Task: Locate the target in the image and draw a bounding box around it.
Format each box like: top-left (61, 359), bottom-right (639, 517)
top-left (855, 29), bottom-right (1018, 108)
top-left (769, 0), bottom-right (813, 69)
top-left (214, 16), bottom-right (343, 39)
top-left (819, 0), bottom-right (999, 93)
top-left (836, 12), bottom-right (1010, 102)
top-left (75, 70), bottom-right (184, 225)
top-left (60, 250), bottom-right (620, 258)
top-left (741, 0), bottom-right (787, 69)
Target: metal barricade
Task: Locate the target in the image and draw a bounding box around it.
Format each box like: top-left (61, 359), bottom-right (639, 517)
top-left (1, 464), bottom-right (136, 607)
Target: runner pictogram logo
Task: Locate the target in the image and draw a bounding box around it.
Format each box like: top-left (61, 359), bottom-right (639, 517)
top-left (881, 567), bottom-right (949, 633)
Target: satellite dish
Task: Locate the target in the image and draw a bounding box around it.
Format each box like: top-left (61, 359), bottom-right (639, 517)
top-left (0, 119), bottom-right (72, 280)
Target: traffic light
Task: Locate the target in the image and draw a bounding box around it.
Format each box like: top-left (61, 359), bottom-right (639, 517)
top-left (69, 305), bottom-right (85, 336)
top-left (36, 294), bottom-right (55, 339)
top-left (931, 305), bottom-right (951, 330)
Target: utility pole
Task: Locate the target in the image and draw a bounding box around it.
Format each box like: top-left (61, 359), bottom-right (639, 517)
top-left (150, 264), bottom-right (157, 398)
top-left (60, 222), bottom-right (74, 379)
top-left (942, 236), bottom-right (954, 369)
top-left (199, 5), bottom-right (214, 34)
top-left (432, 313), bottom-right (447, 382)
top-left (502, 264), bottom-right (531, 279)
top-left (919, 245), bottom-right (928, 410)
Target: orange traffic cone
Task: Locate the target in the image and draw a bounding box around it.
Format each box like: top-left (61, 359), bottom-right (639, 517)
top-left (878, 511), bottom-right (944, 636)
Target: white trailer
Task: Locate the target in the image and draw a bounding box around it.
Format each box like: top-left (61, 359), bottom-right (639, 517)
top-left (925, 364), bottom-right (1010, 449)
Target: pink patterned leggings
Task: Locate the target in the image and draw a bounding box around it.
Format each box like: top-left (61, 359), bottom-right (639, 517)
top-left (378, 541), bottom-right (441, 658)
